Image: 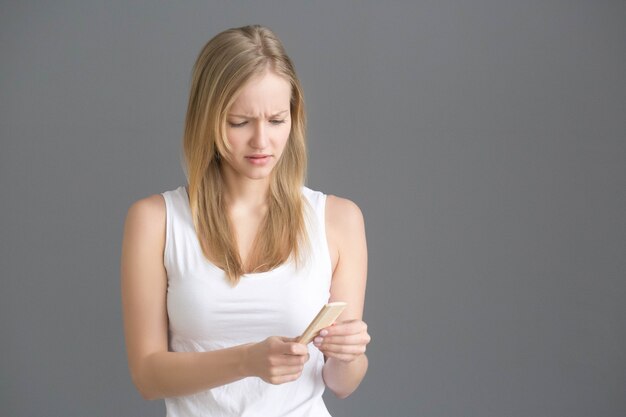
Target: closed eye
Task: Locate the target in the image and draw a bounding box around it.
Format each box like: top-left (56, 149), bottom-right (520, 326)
top-left (270, 119), bottom-right (286, 125)
top-left (228, 121), bottom-right (247, 128)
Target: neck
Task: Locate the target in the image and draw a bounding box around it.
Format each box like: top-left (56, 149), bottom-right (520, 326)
top-left (221, 168), bottom-right (271, 211)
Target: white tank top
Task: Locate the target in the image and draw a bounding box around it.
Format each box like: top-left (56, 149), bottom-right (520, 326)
top-left (161, 185), bottom-right (333, 417)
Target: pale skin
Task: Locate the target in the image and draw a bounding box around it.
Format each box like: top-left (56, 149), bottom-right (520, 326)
top-left (120, 70), bottom-right (370, 401)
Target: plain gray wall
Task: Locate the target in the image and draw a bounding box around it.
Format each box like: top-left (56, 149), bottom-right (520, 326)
top-left (1, 1), bottom-right (625, 416)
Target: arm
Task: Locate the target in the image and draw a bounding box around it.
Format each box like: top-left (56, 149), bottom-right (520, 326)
top-left (316, 195), bottom-right (371, 399)
top-left (120, 195), bottom-right (308, 400)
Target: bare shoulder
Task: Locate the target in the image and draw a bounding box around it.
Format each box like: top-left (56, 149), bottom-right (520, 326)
top-left (120, 192), bottom-right (168, 292)
top-left (325, 194), bottom-right (365, 234)
top-left (127, 193), bottom-right (165, 217)
top-left (123, 193), bottom-right (166, 244)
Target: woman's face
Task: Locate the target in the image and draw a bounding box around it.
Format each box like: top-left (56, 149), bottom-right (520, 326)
top-left (222, 70), bottom-right (292, 182)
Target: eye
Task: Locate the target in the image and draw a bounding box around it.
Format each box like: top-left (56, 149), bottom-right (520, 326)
top-left (270, 119), bottom-right (286, 125)
top-left (228, 121), bottom-right (247, 128)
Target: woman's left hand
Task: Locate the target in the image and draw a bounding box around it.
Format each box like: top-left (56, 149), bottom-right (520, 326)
top-left (313, 319), bottom-right (371, 363)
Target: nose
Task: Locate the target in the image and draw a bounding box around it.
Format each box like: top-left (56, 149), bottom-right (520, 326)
top-left (249, 120), bottom-right (269, 150)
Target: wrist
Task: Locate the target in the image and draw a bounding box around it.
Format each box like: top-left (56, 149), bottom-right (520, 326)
top-left (323, 353), bottom-right (369, 399)
top-left (238, 343), bottom-right (254, 378)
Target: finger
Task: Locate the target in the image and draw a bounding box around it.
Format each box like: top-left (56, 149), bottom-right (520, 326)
top-left (282, 336), bottom-right (300, 343)
top-left (316, 342), bottom-right (367, 355)
top-left (314, 330), bottom-right (371, 347)
top-left (320, 350), bottom-right (360, 362)
top-left (274, 337), bottom-right (305, 353)
top-left (276, 353), bottom-right (309, 366)
top-left (320, 320), bottom-right (367, 337)
top-left (270, 370), bottom-right (303, 385)
top-left (284, 342), bottom-right (309, 356)
top-left (316, 333), bottom-right (369, 346)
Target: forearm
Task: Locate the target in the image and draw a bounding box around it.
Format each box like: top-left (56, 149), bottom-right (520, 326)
top-left (322, 353), bottom-right (368, 399)
top-left (135, 344), bottom-right (252, 400)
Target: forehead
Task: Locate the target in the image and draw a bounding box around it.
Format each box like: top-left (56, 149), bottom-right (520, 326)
top-left (229, 71), bottom-right (291, 115)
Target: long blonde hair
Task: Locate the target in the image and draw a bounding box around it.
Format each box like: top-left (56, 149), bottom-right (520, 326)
top-left (182, 25), bottom-right (308, 285)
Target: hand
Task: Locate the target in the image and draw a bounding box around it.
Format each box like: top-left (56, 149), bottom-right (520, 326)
top-left (313, 319), bottom-right (371, 362)
top-left (244, 336), bottom-right (310, 384)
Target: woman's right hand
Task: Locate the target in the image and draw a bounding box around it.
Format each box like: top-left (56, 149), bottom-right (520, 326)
top-left (243, 336), bottom-right (310, 384)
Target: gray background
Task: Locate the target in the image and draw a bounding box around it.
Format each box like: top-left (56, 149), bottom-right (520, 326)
top-left (1, 1), bottom-right (625, 416)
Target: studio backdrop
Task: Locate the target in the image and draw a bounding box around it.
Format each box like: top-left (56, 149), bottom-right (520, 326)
top-left (1, 1), bottom-right (625, 416)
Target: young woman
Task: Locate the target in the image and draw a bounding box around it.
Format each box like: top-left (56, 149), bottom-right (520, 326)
top-left (121, 24), bottom-right (370, 416)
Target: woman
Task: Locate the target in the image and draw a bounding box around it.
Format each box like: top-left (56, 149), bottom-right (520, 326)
top-left (121, 24), bottom-right (370, 416)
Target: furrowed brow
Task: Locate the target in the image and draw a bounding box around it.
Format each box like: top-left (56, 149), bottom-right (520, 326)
top-left (270, 110), bottom-right (289, 117)
top-left (229, 110), bottom-right (289, 119)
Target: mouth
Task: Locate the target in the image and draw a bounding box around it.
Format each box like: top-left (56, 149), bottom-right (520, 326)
top-left (245, 154), bottom-right (273, 165)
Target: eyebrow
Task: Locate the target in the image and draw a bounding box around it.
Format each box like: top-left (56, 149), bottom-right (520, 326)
top-left (228, 110), bottom-right (289, 119)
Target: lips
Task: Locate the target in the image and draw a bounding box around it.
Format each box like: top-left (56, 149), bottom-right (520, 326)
top-left (245, 154), bottom-right (273, 165)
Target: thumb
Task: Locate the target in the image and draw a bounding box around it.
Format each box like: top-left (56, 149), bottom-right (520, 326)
top-left (280, 336), bottom-right (298, 343)
top-left (279, 337), bottom-right (308, 354)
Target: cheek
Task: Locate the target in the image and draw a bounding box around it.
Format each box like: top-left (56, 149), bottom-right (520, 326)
top-left (225, 129), bottom-right (247, 148)
top-left (278, 123), bottom-right (292, 146)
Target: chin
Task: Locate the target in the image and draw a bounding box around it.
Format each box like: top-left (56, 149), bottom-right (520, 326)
top-left (223, 160), bottom-right (278, 181)
top-left (237, 167), bottom-right (273, 180)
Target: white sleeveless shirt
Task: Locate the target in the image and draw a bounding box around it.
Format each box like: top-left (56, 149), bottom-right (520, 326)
top-left (161, 185), bottom-right (333, 417)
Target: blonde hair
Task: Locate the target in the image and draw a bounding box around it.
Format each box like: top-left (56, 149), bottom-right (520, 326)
top-left (182, 25), bottom-right (308, 285)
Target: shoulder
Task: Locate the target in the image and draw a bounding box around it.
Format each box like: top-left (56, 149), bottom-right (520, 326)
top-left (126, 193), bottom-right (165, 222)
top-left (326, 194), bottom-right (364, 226)
top-left (325, 194), bottom-right (365, 238)
top-left (123, 194), bottom-right (166, 243)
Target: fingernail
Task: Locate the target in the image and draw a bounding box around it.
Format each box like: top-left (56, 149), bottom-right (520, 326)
top-left (320, 330), bottom-right (328, 336)
top-left (314, 337), bottom-right (323, 344)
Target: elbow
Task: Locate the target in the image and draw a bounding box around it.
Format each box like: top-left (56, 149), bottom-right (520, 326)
top-left (329, 382), bottom-right (359, 399)
top-left (137, 388), bottom-right (155, 401)
top-left (142, 392), bottom-right (162, 401)
top-left (130, 362), bottom-right (163, 401)
top-left (138, 386), bottom-right (160, 401)
top-left (132, 374), bottom-right (162, 401)
top-left (331, 389), bottom-right (354, 400)
top-left (325, 375), bottom-right (357, 399)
